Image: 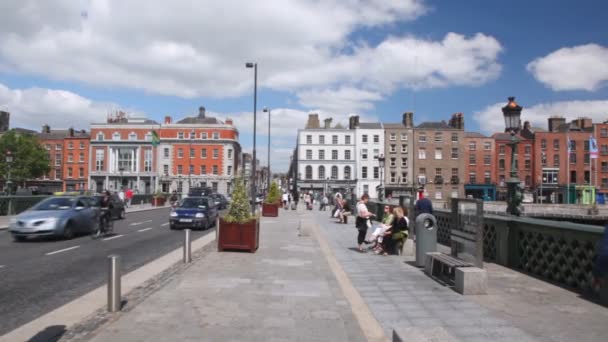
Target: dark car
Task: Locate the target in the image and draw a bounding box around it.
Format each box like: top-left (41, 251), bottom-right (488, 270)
top-left (169, 197), bottom-right (218, 230)
top-left (92, 194), bottom-right (126, 220)
top-left (209, 193), bottom-right (228, 210)
top-left (188, 187), bottom-right (213, 197)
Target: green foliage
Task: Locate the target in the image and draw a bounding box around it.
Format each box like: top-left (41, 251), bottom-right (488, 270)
top-left (0, 130), bottom-right (51, 184)
top-left (224, 177), bottom-right (254, 223)
top-left (265, 181), bottom-right (281, 204)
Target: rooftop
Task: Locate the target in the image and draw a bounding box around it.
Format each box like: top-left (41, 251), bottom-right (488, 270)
top-left (358, 122), bottom-right (382, 129)
top-left (465, 131), bottom-right (487, 138)
top-left (416, 121), bottom-right (451, 129)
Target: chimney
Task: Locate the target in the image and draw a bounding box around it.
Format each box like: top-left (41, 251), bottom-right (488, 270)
top-left (324, 118), bottom-right (333, 129)
top-left (81, 129), bottom-right (86, 134)
top-left (164, 116), bottom-right (172, 124)
top-left (348, 115), bottom-right (360, 130)
top-left (68, 128), bottom-right (74, 137)
top-left (523, 121), bottom-right (531, 131)
top-left (548, 116), bottom-right (566, 132)
top-left (226, 118), bottom-right (233, 126)
top-left (198, 106), bottom-right (206, 119)
top-left (305, 113), bottom-right (320, 129)
top-left (402, 112), bottom-right (414, 128)
top-left (42, 124), bottom-right (50, 134)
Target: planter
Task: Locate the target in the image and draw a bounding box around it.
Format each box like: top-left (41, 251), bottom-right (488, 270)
top-left (152, 197), bottom-right (166, 206)
top-left (218, 218), bottom-right (259, 253)
top-left (262, 203), bottom-right (279, 217)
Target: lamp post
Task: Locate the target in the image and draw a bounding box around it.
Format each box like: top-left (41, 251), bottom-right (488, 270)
top-left (503, 97), bottom-right (523, 216)
top-left (377, 154), bottom-right (385, 201)
top-left (263, 108), bottom-right (271, 193)
top-left (325, 177), bottom-right (329, 196)
top-left (119, 167), bottom-right (124, 191)
top-left (246, 62), bottom-right (258, 214)
top-left (188, 129), bottom-right (194, 192)
top-left (5, 151), bottom-right (13, 195)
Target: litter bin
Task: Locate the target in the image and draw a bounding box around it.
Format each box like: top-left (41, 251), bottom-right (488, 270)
top-left (415, 213), bottom-right (437, 267)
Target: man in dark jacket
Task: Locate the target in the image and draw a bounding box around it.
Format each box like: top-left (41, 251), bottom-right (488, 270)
top-left (414, 195), bottom-right (433, 217)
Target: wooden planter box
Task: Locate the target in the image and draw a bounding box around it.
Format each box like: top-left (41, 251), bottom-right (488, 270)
top-left (218, 218), bottom-right (259, 253)
top-left (152, 197), bottom-right (166, 206)
top-left (262, 203), bottom-right (279, 217)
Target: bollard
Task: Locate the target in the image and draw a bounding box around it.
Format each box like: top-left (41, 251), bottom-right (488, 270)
top-left (183, 229), bottom-right (192, 263)
top-left (215, 216), bottom-right (219, 239)
top-left (107, 255), bottom-right (122, 312)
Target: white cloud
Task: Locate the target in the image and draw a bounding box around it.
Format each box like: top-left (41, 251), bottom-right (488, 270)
top-left (297, 87), bottom-right (383, 114)
top-left (473, 99), bottom-right (608, 134)
top-left (0, 82), bottom-right (120, 130)
top-left (0, 0), bottom-right (502, 110)
top-left (527, 44), bottom-right (608, 91)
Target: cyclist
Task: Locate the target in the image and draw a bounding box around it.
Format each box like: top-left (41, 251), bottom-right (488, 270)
top-left (98, 190), bottom-right (114, 235)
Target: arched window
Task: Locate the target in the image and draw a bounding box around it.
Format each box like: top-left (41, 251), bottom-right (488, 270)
top-left (331, 166), bottom-right (338, 179)
top-left (344, 166), bottom-right (351, 180)
top-left (318, 166), bottom-right (325, 180)
top-left (305, 166), bottom-right (313, 180)
top-left (112, 132), bottom-right (121, 141)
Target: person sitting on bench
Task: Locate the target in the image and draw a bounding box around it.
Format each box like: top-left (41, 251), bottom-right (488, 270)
top-left (378, 207), bottom-right (409, 256)
top-left (338, 199), bottom-right (352, 224)
top-left (366, 205), bottom-right (393, 251)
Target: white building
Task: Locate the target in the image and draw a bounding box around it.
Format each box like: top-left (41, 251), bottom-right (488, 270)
top-left (351, 117), bottom-right (385, 198)
top-left (297, 114), bottom-right (356, 196)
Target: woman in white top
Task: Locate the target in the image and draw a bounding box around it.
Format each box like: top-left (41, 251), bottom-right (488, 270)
top-left (355, 194), bottom-right (375, 252)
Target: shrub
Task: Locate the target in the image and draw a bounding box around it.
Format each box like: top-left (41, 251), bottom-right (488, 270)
top-left (265, 181), bottom-right (281, 204)
top-left (224, 177), bottom-right (254, 223)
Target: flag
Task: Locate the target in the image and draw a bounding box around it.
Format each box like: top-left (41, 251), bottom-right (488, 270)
top-left (590, 135), bottom-right (599, 159)
top-left (151, 130), bottom-right (160, 147)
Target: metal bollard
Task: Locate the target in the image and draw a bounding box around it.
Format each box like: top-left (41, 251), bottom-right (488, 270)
top-left (107, 255), bottom-right (122, 312)
top-left (183, 229), bottom-right (192, 263)
top-left (215, 216), bottom-right (219, 239)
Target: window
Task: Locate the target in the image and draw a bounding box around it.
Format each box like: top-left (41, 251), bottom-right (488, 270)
top-left (362, 149), bottom-right (368, 160)
top-left (306, 150), bottom-right (312, 160)
top-left (452, 168), bottom-right (458, 177)
top-left (97, 133), bottom-right (104, 141)
top-left (401, 133), bottom-right (408, 141)
top-left (228, 149), bottom-right (233, 159)
top-left (584, 140), bottom-right (590, 151)
top-left (435, 148), bottom-right (443, 160)
top-left (435, 192), bottom-right (442, 200)
top-left (390, 172), bottom-right (396, 183)
top-left (484, 155), bottom-right (491, 166)
top-left (95, 150), bottom-right (104, 171)
top-left (178, 132), bottom-right (184, 139)
top-left (362, 166), bottom-right (368, 179)
top-left (163, 165), bottom-right (169, 176)
top-left (201, 132), bottom-right (208, 139)
top-left (332, 150), bottom-right (338, 160)
top-left (55, 153), bottom-right (61, 166)
top-left (585, 153), bottom-right (590, 164)
top-left (164, 148), bottom-right (169, 158)
top-left (344, 166), bottom-right (351, 180)
top-left (373, 135), bottom-right (379, 143)
top-left (112, 132), bottom-right (121, 141)
top-left (67, 167), bottom-right (73, 178)
top-left (373, 149), bottom-right (379, 158)
top-left (144, 149), bottom-right (152, 172)
top-left (435, 168), bottom-right (442, 177)
top-left (401, 144), bottom-right (408, 153)
top-left (451, 148), bottom-right (458, 159)
top-left (390, 158), bottom-right (396, 167)
top-left (373, 167), bottom-right (379, 179)
top-left (79, 152), bottom-right (84, 163)
top-left (525, 175), bottom-right (531, 186)
top-left (401, 172), bottom-right (408, 182)
top-left (190, 148), bottom-right (195, 158)
top-left (212, 165), bottom-right (218, 175)
top-left (469, 141), bottom-right (476, 151)
top-left (553, 139), bottom-right (559, 150)
top-left (390, 133), bottom-right (396, 141)
top-left (345, 135), bottom-right (351, 144)
top-left (525, 145), bottom-right (531, 155)
top-left (129, 132), bottom-right (137, 141)
top-left (200, 165), bottom-right (207, 174)
top-left (418, 148), bottom-right (426, 159)
top-left (213, 148), bottom-right (219, 159)
top-left (570, 153), bottom-right (576, 163)
top-left (332, 135), bottom-right (338, 144)
top-left (469, 154), bottom-right (476, 165)
top-left (319, 135), bottom-right (325, 144)
top-left (56, 144), bottom-right (62, 150)
top-left (306, 135), bottom-right (312, 144)
top-left (145, 132), bottom-right (152, 141)
top-left (68, 153), bottom-right (73, 163)
top-left (419, 134), bottom-right (427, 143)
top-left (499, 159), bottom-right (505, 170)
top-left (305, 166), bottom-right (312, 179)
top-left (484, 142), bottom-right (491, 150)
top-left (525, 159), bottom-right (531, 170)
top-left (55, 168), bottom-right (61, 180)
top-left (178, 148), bottom-right (183, 158)
top-left (390, 144), bottom-right (396, 153)
top-left (570, 140), bottom-right (577, 151)
top-left (451, 133), bottom-right (458, 143)
top-left (318, 166), bottom-right (325, 179)
top-left (344, 150), bottom-right (351, 160)
top-left (401, 158), bottom-right (407, 167)
top-left (331, 166), bottom-right (338, 179)
top-left (484, 171), bottom-right (491, 184)
top-left (602, 144), bottom-right (608, 155)
top-left (68, 142), bottom-right (73, 149)
top-left (319, 150), bottom-right (325, 160)
top-left (189, 165), bottom-right (194, 174)
top-left (603, 178), bottom-right (608, 188)
top-left (362, 135), bottom-right (368, 143)
top-left (571, 170), bottom-right (577, 183)
top-left (498, 144), bottom-right (505, 154)
top-left (554, 155), bottom-right (560, 167)
top-left (585, 170), bottom-right (591, 184)
top-left (541, 139), bottom-right (547, 150)
top-left (363, 185), bottom-right (369, 194)
top-left (603, 161), bottom-right (608, 172)
top-left (211, 132), bottom-right (219, 140)
top-left (201, 149), bottom-right (207, 159)
top-left (434, 132), bottom-right (443, 143)
top-left (469, 172), bottom-right (477, 184)
top-left (227, 166), bottom-right (232, 176)
top-left (499, 175), bottom-right (505, 186)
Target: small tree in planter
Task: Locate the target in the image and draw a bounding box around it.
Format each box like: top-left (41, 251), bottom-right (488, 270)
top-left (262, 181), bottom-right (281, 217)
top-left (152, 190), bottom-right (166, 206)
top-left (218, 177), bottom-right (259, 252)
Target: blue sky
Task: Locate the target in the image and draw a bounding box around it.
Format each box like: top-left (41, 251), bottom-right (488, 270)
top-left (0, 0), bottom-right (607, 170)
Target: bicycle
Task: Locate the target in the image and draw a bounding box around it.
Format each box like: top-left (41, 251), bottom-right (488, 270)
top-left (92, 208), bottom-right (114, 239)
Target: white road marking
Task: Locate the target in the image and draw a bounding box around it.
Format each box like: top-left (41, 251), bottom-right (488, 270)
top-left (46, 245), bottom-right (80, 256)
top-left (130, 220), bottom-right (153, 226)
top-left (137, 227), bottom-right (153, 233)
top-left (102, 234), bottom-right (124, 241)
top-left (161, 222), bottom-right (170, 227)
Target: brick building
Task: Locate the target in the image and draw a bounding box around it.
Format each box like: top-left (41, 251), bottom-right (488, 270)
top-left (463, 132), bottom-right (496, 200)
top-left (383, 112), bottom-right (415, 198)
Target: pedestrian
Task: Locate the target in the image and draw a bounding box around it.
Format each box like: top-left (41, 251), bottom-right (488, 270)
top-left (355, 194), bottom-right (375, 252)
top-left (321, 194), bottom-right (329, 211)
top-left (126, 188), bottom-right (134, 208)
top-left (414, 194), bottom-right (433, 217)
top-left (282, 192), bottom-right (289, 209)
top-left (339, 199), bottom-right (352, 224)
top-left (118, 188), bottom-right (125, 205)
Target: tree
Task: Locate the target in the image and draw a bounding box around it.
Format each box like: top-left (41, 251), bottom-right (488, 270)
top-left (0, 130), bottom-right (51, 186)
top-left (265, 181), bottom-right (281, 204)
top-left (224, 177), bottom-right (253, 223)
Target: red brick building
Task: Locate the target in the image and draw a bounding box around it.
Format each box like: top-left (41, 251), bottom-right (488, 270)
top-left (463, 132), bottom-right (496, 200)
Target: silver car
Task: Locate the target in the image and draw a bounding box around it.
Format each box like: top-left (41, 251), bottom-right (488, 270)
top-left (10, 196), bottom-right (98, 242)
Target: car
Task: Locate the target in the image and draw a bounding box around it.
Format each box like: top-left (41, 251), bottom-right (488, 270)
top-left (92, 194), bottom-right (126, 220)
top-left (9, 196), bottom-right (99, 241)
top-left (188, 187), bottom-right (213, 197)
top-left (169, 196), bottom-right (219, 230)
top-left (209, 193), bottom-right (228, 210)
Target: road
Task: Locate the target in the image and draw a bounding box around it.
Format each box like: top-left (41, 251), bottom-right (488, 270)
top-left (0, 208), bottom-right (212, 336)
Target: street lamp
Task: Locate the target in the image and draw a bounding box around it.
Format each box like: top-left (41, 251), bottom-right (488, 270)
top-left (326, 177), bottom-right (329, 195)
top-left (503, 97), bottom-right (523, 216)
top-left (246, 62), bottom-right (258, 214)
top-left (377, 154), bottom-right (385, 201)
top-left (119, 167), bottom-right (125, 190)
top-left (263, 108), bottom-right (271, 193)
top-left (189, 129), bottom-right (194, 191)
top-left (5, 151), bottom-right (13, 195)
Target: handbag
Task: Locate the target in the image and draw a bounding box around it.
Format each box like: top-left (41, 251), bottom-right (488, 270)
top-left (333, 209), bottom-right (341, 218)
top-left (366, 219), bottom-right (372, 229)
top-left (392, 231), bottom-right (408, 241)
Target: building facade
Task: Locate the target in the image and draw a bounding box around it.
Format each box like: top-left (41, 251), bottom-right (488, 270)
top-left (352, 117), bottom-right (384, 198)
top-left (383, 112), bottom-right (415, 198)
top-left (463, 132), bottom-right (496, 200)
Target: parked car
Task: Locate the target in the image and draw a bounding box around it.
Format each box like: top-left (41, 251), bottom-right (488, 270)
top-left (169, 196), bottom-right (219, 230)
top-left (92, 194), bottom-right (126, 220)
top-left (209, 193), bottom-right (228, 209)
top-left (188, 187), bottom-right (213, 197)
top-left (10, 196), bottom-right (98, 241)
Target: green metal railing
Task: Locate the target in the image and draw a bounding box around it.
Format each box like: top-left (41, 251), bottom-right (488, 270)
top-left (0, 196), bottom-right (49, 215)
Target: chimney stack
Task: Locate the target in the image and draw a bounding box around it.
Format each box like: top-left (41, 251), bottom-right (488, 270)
top-left (548, 116), bottom-right (566, 132)
top-left (68, 128), bottom-right (74, 137)
top-left (305, 113), bottom-right (320, 129)
top-left (402, 112), bottom-right (414, 128)
top-left (348, 115), bottom-right (360, 130)
top-left (42, 124), bottom-right (50, 134)
top-left (164, 116), bottom-right (172, 124)
top-left (226, 118), bottom-right (233, 126)
top-left (198, 106), bottom-right (206, 119)
top-left (323, 118), bottom-right (333, 129)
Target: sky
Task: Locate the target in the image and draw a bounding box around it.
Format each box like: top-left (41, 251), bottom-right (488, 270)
top-left (1, 0), bottom-right (607, 171)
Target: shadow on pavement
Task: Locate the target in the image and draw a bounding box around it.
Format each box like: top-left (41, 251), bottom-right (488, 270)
top-left (27, 325), bottom-right (66, 342)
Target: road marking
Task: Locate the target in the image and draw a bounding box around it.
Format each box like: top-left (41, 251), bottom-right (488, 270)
top-left (102, 234), bottom-right (124, 241)
top-left (46, 245), bottom-right (80, 256)
top-left (130, 220), bottom-right (153, 226)
top-left (137, 227), bottom-right (153, 233)
top-left (161, 222), bottom-right (170, 227)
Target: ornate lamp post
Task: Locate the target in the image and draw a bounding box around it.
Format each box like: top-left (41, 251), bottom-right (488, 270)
top-left (503, 97), bottom-right (523, 216)
top-left (377, 154), bottom-right (385, 201)
top-left (246, 62), bottom-right (258, 214)
top-left (5, 151), bottom-right (13, 195)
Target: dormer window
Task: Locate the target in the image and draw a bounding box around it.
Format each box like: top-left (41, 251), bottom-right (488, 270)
top-left (145, 132), bottom-right (152, 141)
top-left (201, 132), bottom-right (208, 139)
top-left (112, 132), bottom-right (121, 141)
top-left (129, 132), bottom-right (137, 141)
top-left (97, 133), bottom-right (104, 141)
top-left (213, 132), bottom-right (220, 140)
top-left (178, 132), bottom-right (184, 139)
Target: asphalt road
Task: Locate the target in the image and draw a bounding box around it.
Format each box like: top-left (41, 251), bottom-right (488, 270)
top-left (0, 208), bottom-right (212, 336)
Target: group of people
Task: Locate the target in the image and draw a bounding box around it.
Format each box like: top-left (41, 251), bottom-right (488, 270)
top-left (117, 188), bottom-right (135, 207)
top-left (354, 194), bottom-right (409, 255)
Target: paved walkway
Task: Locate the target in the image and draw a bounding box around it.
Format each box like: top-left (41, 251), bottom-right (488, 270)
top-left (84, 209), bottom-right (368, 342)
